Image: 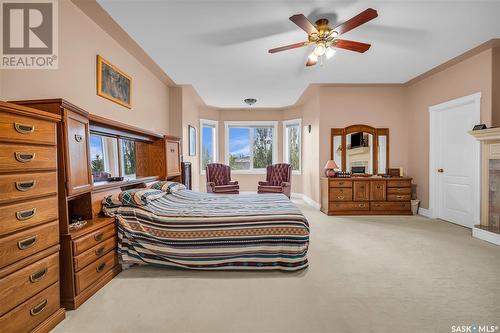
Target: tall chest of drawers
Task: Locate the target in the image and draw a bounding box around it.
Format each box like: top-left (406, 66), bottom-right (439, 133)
top-left (320, 177), bottom-right (413, 215)
top-left (0, 101), bottom-right (65, 332)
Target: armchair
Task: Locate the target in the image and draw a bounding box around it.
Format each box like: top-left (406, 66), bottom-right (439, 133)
top-left (257, 163), bottom-right (292, 198)
top-left (206, 163), bottom-right (240, 194)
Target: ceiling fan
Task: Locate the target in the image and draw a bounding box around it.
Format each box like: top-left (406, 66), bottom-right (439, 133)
top-left (268, 8), bottom-right (378, 67)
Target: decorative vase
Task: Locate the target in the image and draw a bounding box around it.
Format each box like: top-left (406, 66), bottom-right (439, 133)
top-left (325, 169), bottom-right (336, 177)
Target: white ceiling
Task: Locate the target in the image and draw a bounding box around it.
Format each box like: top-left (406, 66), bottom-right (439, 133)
top-left (97, 0), bottom-right (500, 108)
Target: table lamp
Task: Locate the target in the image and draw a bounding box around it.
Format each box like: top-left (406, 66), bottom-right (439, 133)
top-left (324, 160), bottom-right (338, 177)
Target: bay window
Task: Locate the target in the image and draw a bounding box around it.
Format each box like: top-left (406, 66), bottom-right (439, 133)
top-left (283, 119), bottom-right (302, 174)
top-left (200, 119), bottom-right (218, 173)
top-left (224, 121), bottom-right (277, 173)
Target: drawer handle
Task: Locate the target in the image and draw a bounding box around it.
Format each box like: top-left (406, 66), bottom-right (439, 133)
top-left (74, 134), bottom-right (83, 142)
top-left (95, 246), bottom-right (105, 257)
top-left (374, 204), bottom-right (381, 207)
top-left (94, 232), bottom-right (104, 242)
top-left (18, 235), bottom-right (38, 250)
top-left (30, 268), bottom-right (48, 283)
top-left (15, 152), bottom-right (36, 163)
top-left (30, 299), bottom-right (47, 316)
top-left (359, 204), bottom-right (365, 208)
top-left (338, 182), bottom-right (344, 185)
top-left (14, 122), bottom-right (35, 134)
top-left (397, 195), bottom-right (404, 199)
top-left (16, 208), bottom-right (37, 221)
top-left (376, 186), bottom-right (382, 189)
top-left (15, 180), bottom-right (37, 191)
top-left (96, 262), bottom-right (106, 273)
top-left (337, 196), bottom-right (344, 200)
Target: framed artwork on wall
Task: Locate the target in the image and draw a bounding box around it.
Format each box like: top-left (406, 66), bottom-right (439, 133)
top-left (189, 125), bottom-right (196, 156)
top-left (96, 55), bottom-right (132, 108)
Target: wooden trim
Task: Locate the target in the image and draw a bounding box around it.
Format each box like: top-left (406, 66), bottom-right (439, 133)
top-left (96, 55), bottom-right (132, 109)
top-left (0, 101), bottom-right (62, 122)
top-left (12, 99), bottom-right (89, 118)
top-left (91, 176), bottom-right (159, 192)
top-left (88, 114), bottom-right (163, 140)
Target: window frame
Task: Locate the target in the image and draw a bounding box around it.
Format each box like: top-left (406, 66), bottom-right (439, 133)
top-left (200, 119), bottom-right (219, 175)
top-left (224, 120), bottom-right (278, 174)
top-left (283, 118), bottom-right (302, 175)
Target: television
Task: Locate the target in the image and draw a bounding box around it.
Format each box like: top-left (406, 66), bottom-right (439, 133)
top-left (350, 132), bottom-right (363, 148)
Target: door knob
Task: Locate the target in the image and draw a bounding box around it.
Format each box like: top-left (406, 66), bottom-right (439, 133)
top-left (437, 168), bottom-right (444, 173)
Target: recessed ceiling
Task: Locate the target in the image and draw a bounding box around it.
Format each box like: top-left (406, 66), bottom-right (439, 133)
top-left (97, 0), bottom-right (500, 108)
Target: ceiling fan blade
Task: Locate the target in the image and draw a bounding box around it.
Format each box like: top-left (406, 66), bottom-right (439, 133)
top-left (334, 39), bottom-right (371, 53)
top-left (289, 14), bottom-right (318, 35)
top-left (333, 8), bottom-right (378, 35)
top-left (269, 41), bottom-right (308, 54)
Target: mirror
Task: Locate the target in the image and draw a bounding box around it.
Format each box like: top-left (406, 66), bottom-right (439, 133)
top-left (346, 132), bottom-right (373, 174)
top-left (330, 125), bottom-right (389, 175)
top-left (332, 135), bottom-right (343, 171)
top-left (90, 133), bottom-right (119, 182)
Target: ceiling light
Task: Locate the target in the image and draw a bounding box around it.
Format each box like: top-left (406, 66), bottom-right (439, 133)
top-left (308, 53), bottom-right (318, 62)
top-left (313, 42), bottom-right (326, 56)
top-left (244, 98), bottom-right (257, 106)
top-left (325, 47), bottom-right (336, 59)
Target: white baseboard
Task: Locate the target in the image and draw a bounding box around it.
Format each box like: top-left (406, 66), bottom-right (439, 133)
top-left (418, 207), bottom-right (432, 218)
top-left (295, 193), bottom-right (320, 210)
top-left (472, 227), bottom-right (500, 246)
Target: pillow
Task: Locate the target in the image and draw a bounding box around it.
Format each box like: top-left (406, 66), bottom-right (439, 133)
top-left (102, 188), bottom-right (166, 207)
top-left (149, 181), bottom-right (186, 193)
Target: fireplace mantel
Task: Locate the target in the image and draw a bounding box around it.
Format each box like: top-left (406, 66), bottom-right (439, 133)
top-left (469, 127), bottom-right (500, 246)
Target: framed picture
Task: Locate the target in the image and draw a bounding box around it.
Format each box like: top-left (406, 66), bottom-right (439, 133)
top-left (97, 55), bottom-right (132, 108)
top-left (188, 125), bottom-right (196, 156)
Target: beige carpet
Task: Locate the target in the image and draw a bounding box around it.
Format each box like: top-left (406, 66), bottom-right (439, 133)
top-left (53, 200), bottom-right (500, 333)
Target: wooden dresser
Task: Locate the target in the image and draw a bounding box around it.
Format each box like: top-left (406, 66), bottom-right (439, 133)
top-left (12, 99), bottom-right (121, 310)
top-left (0, 101), bottom-right (65, 332)
top-left (320, 177), bottom-right (413, 215)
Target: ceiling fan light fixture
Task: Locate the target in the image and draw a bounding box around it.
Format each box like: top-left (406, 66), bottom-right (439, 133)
top-left (313, 42), bottom-right (326, 56)
top-left (308, 53), bottom-right (318, 62)
top-left (325, 47), bottom-right (336, 59)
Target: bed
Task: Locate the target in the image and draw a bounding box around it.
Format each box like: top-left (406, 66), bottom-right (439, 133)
top-left (102, 188), bottom-right (309, 271)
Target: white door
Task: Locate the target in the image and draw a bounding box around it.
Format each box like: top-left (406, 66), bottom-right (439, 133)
top-left (429, 93), bottom-right (481, 228)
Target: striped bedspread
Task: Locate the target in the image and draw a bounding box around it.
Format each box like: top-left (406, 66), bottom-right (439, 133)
top-left (103, 190), bottom-right (309, 271)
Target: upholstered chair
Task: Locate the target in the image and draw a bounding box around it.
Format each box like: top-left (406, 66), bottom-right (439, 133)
top-left (206, 163), bottom-right (240, 194)
top-left (257, 163), bottom-right (292, 198)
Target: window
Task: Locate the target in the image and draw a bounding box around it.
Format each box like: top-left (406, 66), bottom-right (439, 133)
top-left (89, 132), bottom-right (137, 182)
top-left (200, 119), bottom-right (218, 173)
top-left (120, 138), bottom-right (136, 178)
top-left (225, 121), bottom-right (277, 173)
top-left (89, 133), bottom-right (119, 181)
top-left (283, 119), bottom-right (302, 174)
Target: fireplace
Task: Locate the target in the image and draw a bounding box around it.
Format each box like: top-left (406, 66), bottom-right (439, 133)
top-left (470, 128), bottom-right (500, 245)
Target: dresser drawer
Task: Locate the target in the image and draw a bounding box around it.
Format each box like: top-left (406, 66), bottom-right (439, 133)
top-left (387, 194), bottom-right (411, 201)
top-left (0, 221), bottom-right (59, 269)
top-left (0, 144), bottom-right (56, 172)
top-left (329, 188), bottom-right (353, 201)
top-left (0, 282), bottom-right (60, 333)
top-left (75, 250), bottom-right (118, 294)
top-left (0, 171), bottom-right (57, 204)
top-left (74, 236), bottom-right (117, 272)
top-left (0, 111), bottom-right (56, 145)
top-left (72, 223), bottom-right (116, 256)
top-left (0, 252), bottom-right (59, 316)
top-left (387, 180), bottom-right (411, 188)
top-left (371, 201), bottom-right (411, 211)
top-left (329, 179), bottom-right (352, 188)
top-left (387, 187), bottom-right (411, 195)
top-left (330, 201), bottom-right (369, 212)
top-left (0, 195), bottom-right (58, 236)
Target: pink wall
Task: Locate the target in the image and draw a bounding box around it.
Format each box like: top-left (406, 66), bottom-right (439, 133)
top-left (0, 0), bottom-right (170, 134)
top-left (406, 49), bottom-right (494, 208)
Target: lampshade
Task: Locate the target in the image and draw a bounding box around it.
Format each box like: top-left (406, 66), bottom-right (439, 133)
top-left (324, 160), bottom-right (338, 170)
